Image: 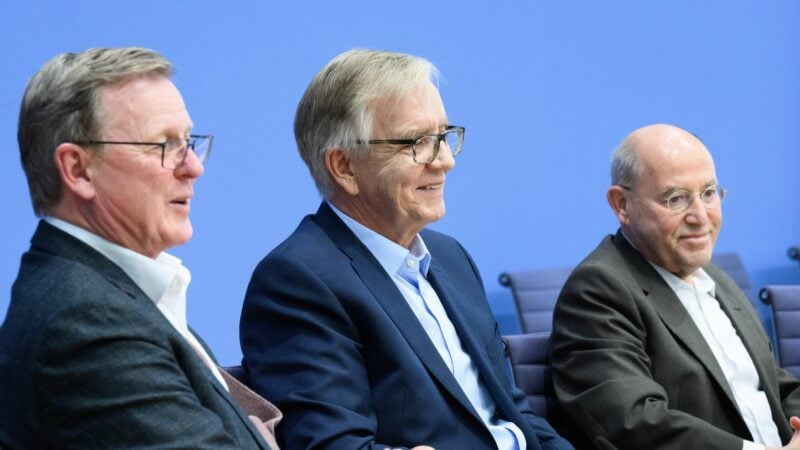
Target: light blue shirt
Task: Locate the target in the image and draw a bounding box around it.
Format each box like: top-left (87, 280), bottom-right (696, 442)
top-left (329, 203), bottom-right (524, 450)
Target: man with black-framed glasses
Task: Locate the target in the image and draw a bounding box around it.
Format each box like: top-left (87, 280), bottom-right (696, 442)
top-left (240, 49), bottom-right (572, 450)
top-left (550, 123), bottom-right (800, 450)
top-left (0, 47), bottom-right (279, 449)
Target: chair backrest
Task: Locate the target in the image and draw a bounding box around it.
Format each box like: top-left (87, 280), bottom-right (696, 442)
top-left (499, 251), bottom-right (755, 334)
top-left (759, 285), bottom-right (800, 377)
top-left (223, 365), bottom-right (250, 386)
top-left (502, 333), bottom-right (556, 418)
top-left (499, 268), bottom-right (572, 334)
top-left (503, 333), bottom-right (592, 447)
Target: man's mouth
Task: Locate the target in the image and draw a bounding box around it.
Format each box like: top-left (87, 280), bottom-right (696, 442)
top-left (418, 182), bottom-right (444, 191)
top-left (170, 197), bottom-right (191, 206)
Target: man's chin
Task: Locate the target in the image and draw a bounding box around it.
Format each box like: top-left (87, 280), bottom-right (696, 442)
top-left (167, 224), bottom-right (194, 249)
top-left (418, 204), bottom-right (446, 223)
top-left (681, 252), bottom-right (713, 271)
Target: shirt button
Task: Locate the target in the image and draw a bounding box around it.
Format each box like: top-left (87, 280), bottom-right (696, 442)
top-left (406, 259), bottom-right (414, 268)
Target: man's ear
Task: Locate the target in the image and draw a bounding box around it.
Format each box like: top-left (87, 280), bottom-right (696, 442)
top-left (325, 148), bottom-right (359, 196)
top-left (54, 143), bottom-right (96, 201)
top-left (607, 185), bottom-right (631, 225)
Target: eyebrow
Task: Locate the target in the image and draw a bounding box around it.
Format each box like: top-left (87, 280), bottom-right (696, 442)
top-left (660, 180), bottom-right (718, 196)
top-left (397, 124), bottom-right (453, 139)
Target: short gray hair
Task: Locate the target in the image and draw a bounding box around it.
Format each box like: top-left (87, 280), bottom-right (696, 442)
top-left (610, 138), bottom-right (641, 187)
top-left (18, 47), bottom-right (173, 216)
top-left (294, 49), bottom-right (439, 197)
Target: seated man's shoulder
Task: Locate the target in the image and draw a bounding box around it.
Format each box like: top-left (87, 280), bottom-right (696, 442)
top-left (568, 234), bottom-right (638, 282)
top-left (557, 235), bottom-right (648, 318)
top-left (7, 251), bottom-right (175, 371)
top-left (14, 253), bottom-right (135, 322)
top-left (254, 218), bottom-right (347, 276)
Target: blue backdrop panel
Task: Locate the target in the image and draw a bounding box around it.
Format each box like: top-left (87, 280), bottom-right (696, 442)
top-left (1, 1), bottom-right (798, 364)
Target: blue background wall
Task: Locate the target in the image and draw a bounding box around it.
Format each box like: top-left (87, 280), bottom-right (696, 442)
top-left (1, 1), bottom-right (798, 365)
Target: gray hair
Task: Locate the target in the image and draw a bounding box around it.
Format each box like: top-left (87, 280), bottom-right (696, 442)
top-left (294, 49), bottom-right (439, 197)
top-left (18, 47), bottom-right (173, 216)
top-left (610, 138), bottom-right (641, 187)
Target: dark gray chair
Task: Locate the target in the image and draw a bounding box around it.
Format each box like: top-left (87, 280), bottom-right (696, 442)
top-left (503, 333), bottom-right (590, 448)
top-left (503, 333), bottom-right (555, 418)
top-left (498, 267), bottom-right (571, 334)
top-left (499, 252), bottom-right (756, 335)
top-left (759, 285), bottom-right (800, 378)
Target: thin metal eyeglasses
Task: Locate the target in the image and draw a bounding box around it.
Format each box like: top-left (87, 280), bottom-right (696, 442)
top-left (75, 134), bottom-right (213, 169)
top-left (619, 184), bottom-right (727, 213)
top-left (360, 125), bottom-right (465, 164)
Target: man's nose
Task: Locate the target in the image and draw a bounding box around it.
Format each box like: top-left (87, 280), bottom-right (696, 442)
top-left (175, 148), bottom-right (205, 178)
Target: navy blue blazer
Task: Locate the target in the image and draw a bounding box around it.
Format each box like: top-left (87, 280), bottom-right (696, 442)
top-left (0, 221), bottom-right (270, 449)
top-left (240, 202), bottom-right (571, 450)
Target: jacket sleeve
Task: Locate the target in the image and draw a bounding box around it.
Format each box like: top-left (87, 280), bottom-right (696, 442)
top-left (240, 253), bottom-right (400, 450)
top-left (32, 299), bottom-right (248, 449)
top-left (777, 365), bottom-right (800, 418)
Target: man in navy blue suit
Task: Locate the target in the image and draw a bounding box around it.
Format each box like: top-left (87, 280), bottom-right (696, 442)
top-left (240, 49), bottom-right (573, 450)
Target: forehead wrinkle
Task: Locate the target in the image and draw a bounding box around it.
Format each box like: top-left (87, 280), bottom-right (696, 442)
top-left (395, 113), bottom-right (448, 138)
top-left (374, 109), bottom-right (446, 140)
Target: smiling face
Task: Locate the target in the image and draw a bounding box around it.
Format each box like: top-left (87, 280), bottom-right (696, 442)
top-left (616, 125), bottom-right (722, 280)
top-left (83, 75), bottom-right (203, 258)
top-left (336, 81), bottom-right (455, 247)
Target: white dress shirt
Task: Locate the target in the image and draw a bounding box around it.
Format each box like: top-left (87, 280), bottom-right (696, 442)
top-left (330, 203), bottom-right (525, 450)
top-left (651, 264), bottom-right (781, 450)
top-left (44, 216), bottom-right (228, 390)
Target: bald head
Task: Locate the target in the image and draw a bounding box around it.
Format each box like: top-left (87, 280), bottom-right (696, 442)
top-left (611, 124), bottom-right (713, 188)
top-left (607, 124), bottom-right (722, 280)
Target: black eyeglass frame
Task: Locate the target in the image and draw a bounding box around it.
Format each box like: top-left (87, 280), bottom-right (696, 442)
top-left (74, 134), bottom-right (214, 169)
top-left (359, 125), bottom-right (465, 164)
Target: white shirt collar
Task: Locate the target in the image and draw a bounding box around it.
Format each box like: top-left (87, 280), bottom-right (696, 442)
top-left (44, 216), bottom-right (191, 330)
top-left (651, 263), bottom-right (717, 298)
top-left (620, 230), bottom-right (714, 294)
top-left (43, 217), bottom-right (230, 389)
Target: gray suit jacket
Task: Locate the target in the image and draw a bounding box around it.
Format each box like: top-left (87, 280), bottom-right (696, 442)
top-left (0, 221), bottom-right (270, 449)
top-left (550, 231), bottom-right (800, 450)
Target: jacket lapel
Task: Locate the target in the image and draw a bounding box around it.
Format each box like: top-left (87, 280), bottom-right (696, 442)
top-left (713, 276), bottom-right (792, 438)
top-left (313, 203), bottom-right (481, 420)
top-left (191, 330), bottom-right (273, 449)
top-left (427, 261), bottom-right (534, 434)
top-left (612, 232), bottom-right (739, 410)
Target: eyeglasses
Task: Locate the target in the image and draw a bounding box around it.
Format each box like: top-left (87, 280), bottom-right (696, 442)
top-left (620, 184), bottom-right (727, 213)
top-left (361, 125), bottom-right (465, 164)
top-left (75, 134), bottom-right (213, 169)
